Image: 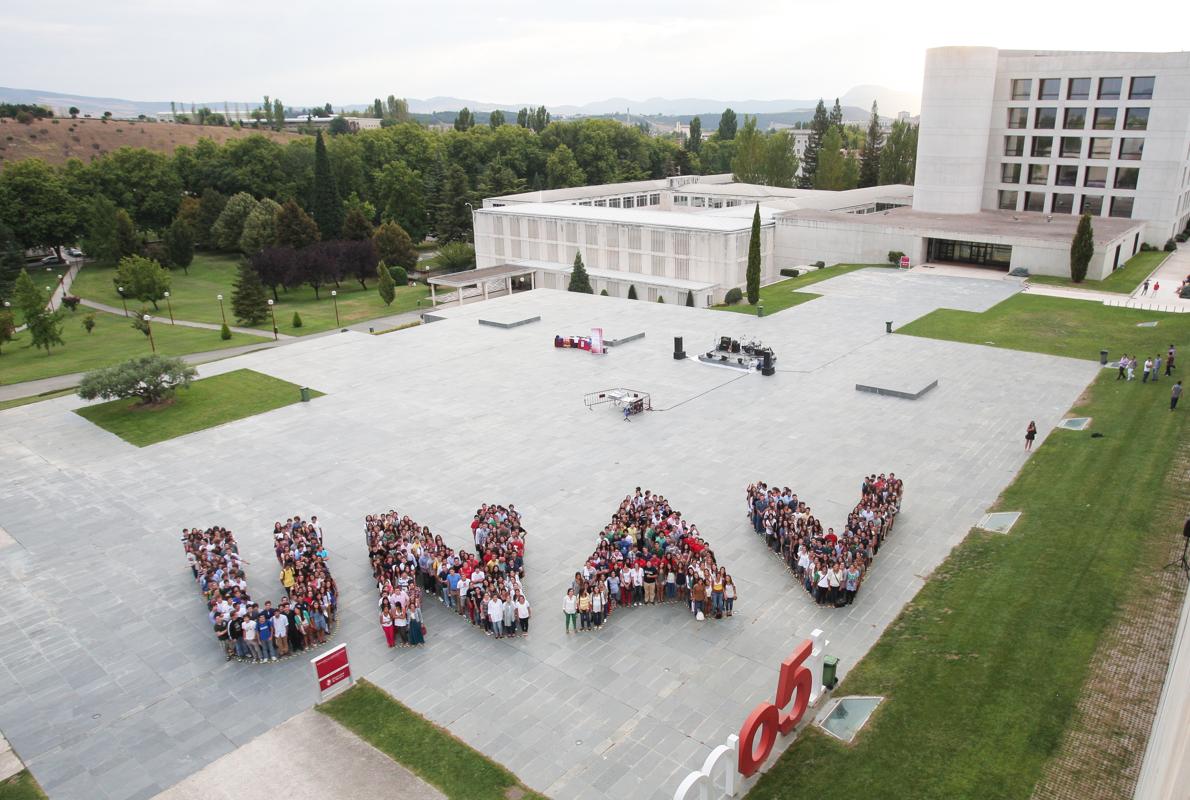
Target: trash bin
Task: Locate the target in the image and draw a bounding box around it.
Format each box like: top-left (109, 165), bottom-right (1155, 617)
top-left (822, 655), bottom-right (839, 689)
top-left (299, 387), bottom-right (311, 403)
top-left (757, 304), bottom-right (765, 318)
top-left (885, 321), bottom-right (893, 334)
top-left (1099, 349), bottom-right (1108, 365)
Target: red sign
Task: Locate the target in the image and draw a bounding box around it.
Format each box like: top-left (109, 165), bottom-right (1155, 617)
top-left (899, 255), bottom-right (910, 269)
top-left (311, 643), bottom-right (352, 699)
top-left (739, 639), bottom-right (812, 776)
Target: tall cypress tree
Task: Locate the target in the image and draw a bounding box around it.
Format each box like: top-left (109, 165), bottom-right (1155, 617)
top-left (800, 100), bottom-right (831, 189)
top-left (568, 252), bottom-right (593, 293)
top-left (687, 117), bottom-right (702, 153)
top-left (746, 205), bottom-right (761, 305)
top-left (310, 132), bottom-right (343, 240)
top-left (231, 261), bottom-right (269, 324)
top-left (717, 108), bottom-right (737, 140)
top-left (1070, 214), bottom-right (1094, 283)
top-left (859, 101), bottom-right (883, 188)
top-left (433, 164), bottom-right (473, 243)
top-left (829, 98), bottom-right (844, 132)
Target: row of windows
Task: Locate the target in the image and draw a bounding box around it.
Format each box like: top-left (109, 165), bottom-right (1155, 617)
top-left (1003, 135), bottom-right (1143, 161)
top-left (1001, 163), bottom-right (1139, 190)
top-left (574, 193), bottom-right (662, 209)
top-left (1011, 76), bottom-right (1154, 101)
top-left (1007, 106), bottom-right (1149, 131)
top-left (674, 195), bottom-right (744, 209)
top-left (998, 190), bottom-right (1134, 218)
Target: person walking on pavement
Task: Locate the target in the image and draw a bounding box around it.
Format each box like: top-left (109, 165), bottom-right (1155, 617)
top-left (1172, 381), bottom-right (1182, 411)
top-left (1142, 278), bottom-right (1150, 295)
top-left (1025, 421), bottom-right (1037, 451)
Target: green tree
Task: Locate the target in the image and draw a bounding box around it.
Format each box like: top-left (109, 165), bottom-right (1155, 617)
top-left (114, 209), bottom-right (140, 259)
top-left (328, 116), bottom-right (350, 135)
top-left (0, 309), bottom-right (14, 354)
top-left (0, 222), bottom-right (22, 302)
top-left (879, 120), bottom-right (918, 185)
top-left (377, 260), bottom-right (396, 306)
top-left (275, 199), bottom-right (321, 250)
top-left (430, 242), bottom-right (475, 271)
top-left (82, 312), bottom-right (96, 334)
top-left (0, 158), bottom-right (80, 259)
top-left (546, 144), bottom-right (586, 188)
top-left (230, 260), bottom-right (269, 325)
top-left (374, 160), bottom-right (428, 243)
top-left (800, 99), bottom-right (830, 189)
top-left (26, 308), bottom-right (65, 354)
top-left (746, 205), bottom-right (761, 305)
top-left (477, 162), bottom-right (526, 199)
top-left (373, 221), bottom-right (418, 269)
top-left (830, 98), bottom-right (844, 132)
top-left (859, 101), bottom-right (883, 188)
top-left (531, 106), bottom-right (550, 133)
top-left (196, 188), bottom-right (228, 247)
top-left (273, 99), bottom-right (284, 131)
top-left (1070, 214), bottom-right (1094, 283)
top-left (568, 251), bottom-right (593, 293)
top-left (88, 147), bottom-right (182, 230)
top-left (627, 284), bottom-right (638, 300)
top-left (310, 132), bottom-right (343, 239)
top-left (685, 289), bottom-right (694, 307)
top-left (163, 217), bottom-right (195, 273)
top-left (762, 131), bottom-right (799, 188)
top-left (239, 198), bottom-right (282, 254)
top-left (81, 195), bottom-right (121, 263)
top-left (731, 116), bottom-right (766, 184)
top-left (433, 164), bottom-right (473, 243)
top-left (12, 269), bottom-right (46, 320)
top-left (454, 107), bottom-right (475, 131)
top-left (78, 354), bottom-right (197, 405)
top-left (814, 128), bottom-right (858, 190)
top-left (291, 311), bottom-right (303, 328)
top-left (517, 107), bottom-right (529, 128)
top-left (489, 109), bottom-right (506, 128)
top-left (113, 254), bottom-right (171, 309)
top-left (341, 206), bottom-right (374, 241)
top-left (211, 192), bottom-right (258, 251)
top-left (686, 117), bottom-right (701, 153)
top-left (718, 108), bottom-right (737, 140)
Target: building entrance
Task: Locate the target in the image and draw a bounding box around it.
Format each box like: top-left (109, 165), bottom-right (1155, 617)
top-left (927, 238), bottom-right (1012, 270)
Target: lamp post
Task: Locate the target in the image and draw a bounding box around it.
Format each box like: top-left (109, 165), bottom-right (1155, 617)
top-left (143, 314), bottom-right (156, 352)
top-left (163, 291), bottom-right (174, 324)
top-left (331, 289), bottom-right (340, 327)
top-left (45, 287), bottom-right (55, 312)
top-left (217, 293), bottom-right (227, 326)
top-left (267, 298), bottom-right (277, 340)
top-left (117, 286), bottom-right (128, 317)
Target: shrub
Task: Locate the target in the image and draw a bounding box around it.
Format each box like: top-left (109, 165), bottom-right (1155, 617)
top-left (779, 268), bottom-right (800, 278)
top-left (292, 311), bottom-right (303, 328)
top-left (600, 288), bottom-right (608, 296)
top-left (220, 322), bottom-right (231, 340)
top-left (82, 313), bottom-right (96, 334)
top-left (377, 261), bottom-right (396, 306)
top-left (61, 295), bottom-right (81, 311)
top-left (1140, 242), bottom-right (1152, 252)
top-left (724, 287), bottom-right (743, 305)
top-left (627, 284), bottom-right (638, 300)
top-left (386, 263), bottom-right (408, 287)
top-left (657, 295), bottom-right (665, 303)
top-left (78, 355), bottom-right (197, 406)
top-left (887, 250), bottom-right (905, 264)
top-left (1164, 238), bottom-right (1177, 252)
top-left (814, 261), bottom-right (825, 268)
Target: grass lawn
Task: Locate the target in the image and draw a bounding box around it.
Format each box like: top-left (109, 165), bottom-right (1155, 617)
top-left (74, 368), bottom-right (321, 446)
top-left (0, 308), bottom-right (263, 386)
top-left (1028, 250), bottom-right (1169, 294)
top-left (70, 253), bottom-right (432, 336)
top-left (898, 293), bottom-right (1190, 361)
top-left (0, 388), bottom-right (76, 412)
top-left (0, 771), bottom-right (47, 800)
top-left (319, 680), bottom-right (547, 800)
top-left (715, 264), bottom-right (893, 315)
top-left (749, 368), bottom-right (1187, 800)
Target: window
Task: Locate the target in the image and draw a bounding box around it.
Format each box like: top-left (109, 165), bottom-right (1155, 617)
top-left (1098, 77), bottom-right (1122, 99)
top-left (1068, 77), bottom-right (1091, 100)
top-left (1110, 196), bottom-right (1134, 218)
top-left (1124, 108), bottom-right (1149, 130)
top-left (1119, 138), bottom-right (1144, 160)
top-left (1004, 135), bottom-right (1025, 156)
top-left (1028, 164), bottom-right (1049, 185)
top-left (1085, 166), bottom-right (1108, 188)
top-left (1081, 195), bottom-right (1103, 215)
top-left (1031, 136), bottom-right (1053, 157)
top-left (637, 195), bottom-right (648, 207)
top-left (1063, 107), bottom-right (1086, 129)
top-left (1011, 79), bottom-right (1032, 100)
top-left (1052, 193), bottom-right (1074, 214)
top-left (673, 195), bottom-right (688, 206)
top-left (1035, 107), bottom-right (1057, 129)
top-left (1129, 76), bottom-right (1155, 100)
top-left (608, 198), bottom-right (621, 208)
top-left (1024, 192), bottom-right (1045, 212)
top-left (649, 193), bottom-right (660, 205)
top-left (595, 199), bottom-right (607, 207)
top-left (1038, 79), bottom-right (1060, 100)
top-left (1093, 107), bottom-right (1117, 130)
top-left (1060, 136), bottom-right (1082, 158)
top-left (1088, 138), bottom-right (1112, 159)
top-left (622, 196), bottom-right (634, 209)
top-left (1056, 165), bottom-right (1079, 186)
top-left (998, 190), bottom-right (1019, 210)
top-left (1115, 167), bottom-right (1139, 189)
top-left (1007, 108), bottom-right (1028, 129)
top-left (1001, 163), bottom-right (1021, 184)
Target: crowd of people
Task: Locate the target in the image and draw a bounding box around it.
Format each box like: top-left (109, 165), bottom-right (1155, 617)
top-left (566, 488), bottom-right (736, 631)
top-left (184, 515), bottom-right (337, 663)
top-left (365, 503), bottom-right (530, 645)
top-left (745, 475), bottom-right (903, 607)
top-left (1115, 345), bottom-right (1176, 383)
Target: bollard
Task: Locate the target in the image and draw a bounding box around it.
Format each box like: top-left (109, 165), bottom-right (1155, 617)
top-left (299, 387), bottom-right (311, 403)
top-left (1099, 349), bottom-right (1108, 365)
top-left (885, 321), bottom-right (893, 334)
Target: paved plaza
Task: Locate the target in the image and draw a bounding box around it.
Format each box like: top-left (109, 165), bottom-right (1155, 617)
top-left (0, 269), bottom-right (1100, 800)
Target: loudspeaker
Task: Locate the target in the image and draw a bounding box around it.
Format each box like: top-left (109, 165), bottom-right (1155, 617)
top-left (762, 351), bottom-right (775, 376)
top-left (730, 339), bottom-right (741, 353)
top-left (674, 336), bottom-right (686, 360)
top-left (719, 336), bottom-right (732, 351)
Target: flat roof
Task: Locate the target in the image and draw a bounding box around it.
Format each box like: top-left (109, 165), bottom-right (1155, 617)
top-left (778, 206), bottom-right (1141, 246)
top-left (428, 264), bottom-right (537, 287)
top-left (477, 202), bottom-right (768, 232)
top-left (486, 174), bottom-right (734, 204)
top-left (506, 258), bottom-right (717, 291)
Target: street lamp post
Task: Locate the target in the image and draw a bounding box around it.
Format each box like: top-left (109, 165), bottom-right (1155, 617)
top-left (163, 291), bottom-right (175, 324)
top-left (331, 290), bottom-right (340, 327)
top-left (217, 294), bottom-right (227, 326)
top-left (45, 287), bottom-right (55, 312)
top-left (117, 286), bottom-right (128, 317)
top-left (267, 299), bottom-right (277, 340)
top-left (143, 314), bottom-right (156, 353)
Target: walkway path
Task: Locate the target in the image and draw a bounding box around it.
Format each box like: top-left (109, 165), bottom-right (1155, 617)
top-left (77, 298), bottom-right (295, 339)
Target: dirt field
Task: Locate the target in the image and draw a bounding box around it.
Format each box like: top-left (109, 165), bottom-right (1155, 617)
top-left (0, 116), bottom-right (307, 167)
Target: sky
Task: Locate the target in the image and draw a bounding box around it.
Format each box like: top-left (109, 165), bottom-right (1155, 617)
top-left (1, 0), bottom-right (1185, 110)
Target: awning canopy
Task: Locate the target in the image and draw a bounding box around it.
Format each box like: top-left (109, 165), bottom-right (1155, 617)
top-left (428, 264), bottom-right (538, 288)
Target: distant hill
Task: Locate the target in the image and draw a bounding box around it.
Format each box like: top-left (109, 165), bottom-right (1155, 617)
top-left (0, 116), bottom-right (305, 168)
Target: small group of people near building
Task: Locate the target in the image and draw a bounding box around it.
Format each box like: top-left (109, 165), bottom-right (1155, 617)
top-left (365, 503), bottom-right (529, 646)
top-left (185, 515), bottom-right (337, 663)
top-left (565, 488), bottom-right (736, 632)
top-left (1115, 345), bottom-right (1175, 383)
top-left (745, 475), bottom-right (903, 607)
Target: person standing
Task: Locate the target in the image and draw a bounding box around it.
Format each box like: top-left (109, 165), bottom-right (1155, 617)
top-left (487, 593), bottom-right (504, 639)
top-left (563, 588), bottom-right (578, 633)
top-left (1143, 357), bottom-right (1153, 383)
top-left (242, 615), bottom-right (261, 662)
top-left (408, 598), bottom-right (425, 646)
top-left (1153, 354), bottom-right (1163, 383)
top-left (723, 576), bottom-right (737, 616)
top-left (393, 602), bottom-right (409, 645)
top-left (1127, 356), bottom-right (1136, 381)
top-left (1025, 421), bottom-right (1037, 451)
top-left (577, 588), bottom-right (592, 631)
top-left (1142, 278), bottom-right (1150, 295)
top-left (1167, 345), bottom-right (1177, 376)
top-left (1172, 381), bottom-right (1183, 411)
top-left (257, 614), bottom-right (277, 661)
top-left (1118, 355), bottom-right (1128, 380)
top-left (515, 593), bottom-right (531, 636)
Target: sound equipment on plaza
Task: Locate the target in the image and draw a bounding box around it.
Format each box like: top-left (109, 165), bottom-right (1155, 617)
top-left (1165, 517), bottom-right (1190, 576)
top-left (674, 336), bottom-right (686, 360)
top-left (697, 335), bottom-right (777, 373)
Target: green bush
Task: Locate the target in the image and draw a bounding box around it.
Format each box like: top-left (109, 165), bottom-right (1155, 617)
top-left (1140, 242), bottom-right (1152, 251)
top-left (387, 263), bottom-right (408, 286)
top-left (1164, 238), bottom-right (1177, 252)
top-left (78, 354), bottom-right (196, 406)
top-left (814, 261), bottom-right (825, 268)
top-left (600, 288), bottom-right (608, 296)
top-left (82, 313), bottom-right (96, 334)
top-left (887, 250), bottom-right (905, 264)
top-left (292, 311), bottom-right (303, 328)
top-left (657, 295), bottom-right (665, 303)
top-left (724, 287), bottom-right (743, 305)
top-left (220, 322), bottom-right (231, 340)
top-left (779, 268), bottom-right (800, 278)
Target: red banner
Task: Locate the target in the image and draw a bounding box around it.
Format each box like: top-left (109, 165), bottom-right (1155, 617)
top-left (312, 643), bottom-right (352, 698)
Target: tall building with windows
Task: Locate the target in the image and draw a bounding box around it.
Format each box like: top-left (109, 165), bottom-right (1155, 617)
top-left (914, 47), bottom-right (1190, 244)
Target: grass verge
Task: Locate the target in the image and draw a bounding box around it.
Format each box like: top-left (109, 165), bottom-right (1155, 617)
top-left (0, 771), bottom-right (48, 800)
top-left (715, 264), bottom-right (894, 315)
top-left (319, 680), bottom-right (547, 800)
top-left (1027, 250), bottom-right (1169, 294)
top-left (74, 368), bottom-right (321, 446)
top-left (749, 367), bottom-right (1187, 799)
top-left (0, 388), bottom-right (76, 412)
top-left (898, 293), bottom-right (1190, 361)
top-left (70, 253), bottom-right (432, 336)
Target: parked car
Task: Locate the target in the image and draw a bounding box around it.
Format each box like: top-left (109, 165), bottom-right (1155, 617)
top-left (39, 255), bottom-right (64, 266)
top-left (66, 247), bottom-right (83, 258)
